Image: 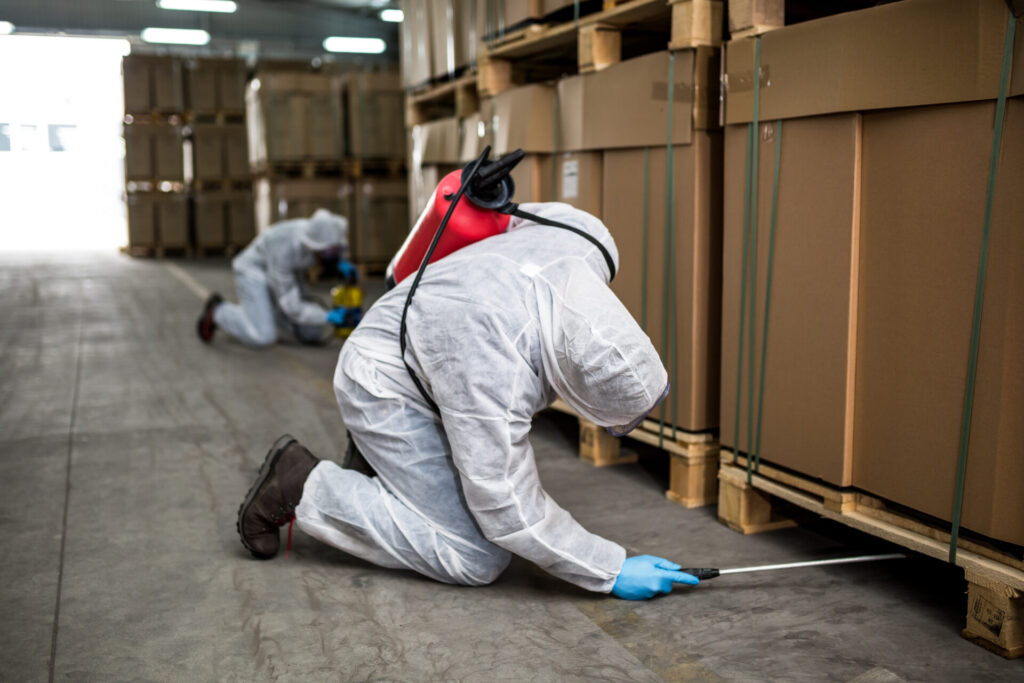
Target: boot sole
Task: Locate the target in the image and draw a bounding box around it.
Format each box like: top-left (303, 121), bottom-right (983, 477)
top-left (236, 434), bottom-right (296, 559)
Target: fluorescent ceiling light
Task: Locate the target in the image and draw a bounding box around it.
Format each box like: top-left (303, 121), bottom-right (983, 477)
top-left (379, 9), bottom-right (404, 22)
top-left (323, 37), bottom-right (386, 54)
top-left (156, 0), bottom-right (237, 12)
top-left (141, 27), bottom-right (211, 45)
top-left (0, 21), bottom-right (14, 35)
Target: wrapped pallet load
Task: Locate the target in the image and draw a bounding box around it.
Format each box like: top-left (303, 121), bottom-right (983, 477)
top-left (719, 0), bottom-right (1023, 545)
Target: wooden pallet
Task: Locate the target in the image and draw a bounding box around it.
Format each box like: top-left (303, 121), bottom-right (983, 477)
top-left (548, 399), bottom-right (720, 506)
top-left (717, 452), bottom-right (1024, 658)
top-left (343, 158), bottom-right (407, 179)
top-left (121, 245), bottom-right (195, 259)
top-left (125, 180), bottom-right (188, 193)
top-left (478, 0), bottom-right (721, 95)
top-left (184, 110), bottom-right (246, 126)
top-left (251, 159), bottom-right (344, 179)
top-left (192, 178), bottom-right (253, 192)
top-left (407, 71), bottom-right (479, 126)
top-left (124, 111), bottom-right (185, 125)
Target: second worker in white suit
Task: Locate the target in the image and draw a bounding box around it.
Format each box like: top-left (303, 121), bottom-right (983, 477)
top-left (197, 208), bottom-right (352, 348)
top-left (236, 202), bottom-right (700, 600)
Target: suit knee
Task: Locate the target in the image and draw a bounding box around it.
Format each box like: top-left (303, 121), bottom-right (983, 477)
top-left (457, 548), bottom-right (511, 587)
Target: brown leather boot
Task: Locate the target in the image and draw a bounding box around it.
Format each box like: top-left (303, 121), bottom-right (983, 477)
top-left (237, 434), bottom-right (319, 559)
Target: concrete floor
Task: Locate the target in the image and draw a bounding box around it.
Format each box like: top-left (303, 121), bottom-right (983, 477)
top-left (2, 251), bottom-right (1021, 682)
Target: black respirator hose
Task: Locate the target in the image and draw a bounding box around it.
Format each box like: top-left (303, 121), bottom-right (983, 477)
top-left (399, 148), bottom-right (491, 414)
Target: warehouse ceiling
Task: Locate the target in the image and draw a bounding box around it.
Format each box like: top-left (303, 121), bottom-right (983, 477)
top-left (0, 0), bottom-right (401, 61)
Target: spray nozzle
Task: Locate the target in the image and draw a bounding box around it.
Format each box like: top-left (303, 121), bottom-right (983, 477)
top-left (461, 146), bottom-right (523, 210)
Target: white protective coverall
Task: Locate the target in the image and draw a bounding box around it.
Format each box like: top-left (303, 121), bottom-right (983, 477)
top-left (295, 202), bottom-right (668, 592)
top-left (214, 209), bottom-right (348, 347)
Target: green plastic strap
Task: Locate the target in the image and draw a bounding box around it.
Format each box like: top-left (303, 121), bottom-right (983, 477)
top-left (658, 52), bottom-right (677, 448)
top-left (552, 83), bottom-right (561, 198)
top-left (949, 14), bottom-right (1017, 564)
top-left (745, 39), bottom-right (763, 483)
top-left (641, 146), bottom-right (650, 331)
top-left (733, 123), bottom-right (754, 465)
top-left (753, 120), bottom-right (782, 475)
top-left (574, 0), bottom-right (580, 27)
top-left (733, 38), bottom-right (761, 470)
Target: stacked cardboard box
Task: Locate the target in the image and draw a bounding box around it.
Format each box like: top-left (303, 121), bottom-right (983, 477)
top-left (194, 191), bottom-right (255, 250)
top-left (345, 72), bottom-right (406, 160)
top-left (719, 0), bottom-right (1023, 544)
top-left (246, 71), bottom-right (345, 167)
top-left (353, 179), bottom-right (410, 263)
top-left (123, 55), bottom-right (185, 114)
top-left (126, 192), bottom-right (189, 251)
top-left (185, 58), bottom-right (247, 114)
top-left (401, 0), bottom-right (487, 87)
top-left (124, 122), bottom-right (185, 182)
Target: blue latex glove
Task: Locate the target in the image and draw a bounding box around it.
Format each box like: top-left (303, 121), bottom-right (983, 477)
top-left (611, 555), bottom-right (699, 600)
top-left (337, 260), bottom-right (357, 280)
top-left (326, 307), bottom-right (348, 326)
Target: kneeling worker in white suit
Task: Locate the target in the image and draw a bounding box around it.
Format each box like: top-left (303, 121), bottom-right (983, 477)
top-left (236, 203), bottom-right (701, 600)
top-left (197, 209), bottom-right (351, 348)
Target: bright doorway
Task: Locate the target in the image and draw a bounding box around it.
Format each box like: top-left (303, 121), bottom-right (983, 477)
top-left (0, 35), bottom-right (131, 251)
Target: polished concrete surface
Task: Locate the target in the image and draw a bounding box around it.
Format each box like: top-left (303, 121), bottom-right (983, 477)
top-left (1, 252), bottom-right (1021, 682)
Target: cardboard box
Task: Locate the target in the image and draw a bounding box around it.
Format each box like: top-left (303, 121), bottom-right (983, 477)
top-left (510, 154), bottom-right (553, 204)
top-left (455, 0), bottom-right (480, 70)
top-left (123, 56), bottom-right (184, 114)
top-left (853, 99), bottom-right (1024, 545)
top-left (604, 134), bottom-right (722, 433)
top-left (187, 58), bottom-right (247, 113)
top-left (246, 72), bottom-right (344, 166)
top-left (719, 115), bottom-right (860, 485)
top-left (124, 123), bottom-right (184, 180)
top-left (724, 0), bottom-right (1024, 125)
top-left (400, 0), bottom-right (434, 87)
top-left (491, 84), bottom-right (556, 154)
top-left (346, 72), bottom-right (405, 159)
top-left (353, 179), bottom-right (410, 263)
top-left (227, 191), bottom-right (256, 247)
top-left (124, 124), bottom-right (154, 181)
top-left (255, 178), bottom-right (354, 234)
top-left (223, 125), bottom-right (250, 179)
top-left (554, 152), bottom-right (602, 218)
top-left (556, 49), bottom-right (719, 151)
top-left (430, 0), bottom-right (457, 79)
top-left (126, 193), bottom-right (156, 247)
top-left (194, 192), bottom-right (227, 248)
top-left (413, 117), bottom-right (461, 164)
top-left (156, 193), bottom-right (190, 248)
top-left (501, 0), bottom-right (543, 28)
top-left (459, 110), bottom-right (493, 162)
top-left (192, 125), bottom-right (224, 181)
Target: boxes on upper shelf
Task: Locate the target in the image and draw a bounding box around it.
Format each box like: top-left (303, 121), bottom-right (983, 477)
top-left (186, 58), bottom-right (248, 114)
top-left (246, 71), bottom-right (344, 166)
top-left (123, 55), bottom-right (184, 114)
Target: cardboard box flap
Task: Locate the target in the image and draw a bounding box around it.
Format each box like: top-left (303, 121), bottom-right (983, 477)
top-left (413, 117), bottom-right (461, 164)
top-left (725, 0), bottom-right (1024, 124)
top-left (492, 84), bottom-right (556, 154)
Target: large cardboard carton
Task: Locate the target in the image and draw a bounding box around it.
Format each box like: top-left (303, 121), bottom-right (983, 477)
top-left (557, 48), bottom-right (719, 151)
top-left (246, 72), bottom-right (344, 166)
top-left (719, 115), bottom-right (861, 485)
top-left (724, 0), bottom-right (1024, 125)
top-left (430, 0), bottom-right (457, 79)
top-left (227, 191), bottom-right (256, 247)
top-left (156, 193), bottom-right (190, 248)
top-left (727, 0), bottom-right (783, 33)
top-left (413, 117), bottom-right (461, 164)
top-left (510, 155), bottom-right (553, 204)
top-left (124, 123), bottom-right (184, 180)
top-left (126, 193), bottom-right (156, 247)
top-left (223, 125), bottom-right (250, 180)
top-left (346, 72), bottom-right (405, 159)
top-left (455, 0), bottom-right (480, 70)
top-left (192, 125), bottom-right (224, 181)
top-left (123, 56), bottom-right (184, 114)
top-left (400, 0), bottom-right (434, 87)
top-left (187, 58), bottom-right (247, 113)
top-left (353, 179), bottom-right (410, 263)
top-left (459, 111), bottom-right (493, 162)
top-left (194, 192), bottom-right (227, 248)
top-left (604, 134), bottom-right (722, 433)
top-left (491, 84), bottom-right (556, 154)
top-left (554, 152), bottom-right (602, 218)
top-left (854, 99), bottom-right (1024, 545)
